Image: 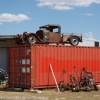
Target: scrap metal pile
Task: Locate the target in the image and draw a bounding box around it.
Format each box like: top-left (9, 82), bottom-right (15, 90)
top-left (59, 67), bottom-right (98, 92)
top-left (0, 68), bottom-right (8, 88)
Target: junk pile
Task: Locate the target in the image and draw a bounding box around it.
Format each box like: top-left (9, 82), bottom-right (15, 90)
top-left (0, 68), bottom-right (8, 89)
top-left (59, 67), bottom-right (98, 92)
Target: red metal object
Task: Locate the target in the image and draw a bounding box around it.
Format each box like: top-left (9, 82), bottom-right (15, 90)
top-left (9, 45), bottom-right (100, 89)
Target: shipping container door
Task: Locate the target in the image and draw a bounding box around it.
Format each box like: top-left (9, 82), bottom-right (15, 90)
top-left (9, 47), bottom-right (20, 85)
top-left (9, 46), bottom-right (31, 87)
top-left (19, 46), bottom-right (31, 87)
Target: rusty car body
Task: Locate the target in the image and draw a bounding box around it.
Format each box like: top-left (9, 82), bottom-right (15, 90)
top-left (14, 24), bottom-right (82, 46)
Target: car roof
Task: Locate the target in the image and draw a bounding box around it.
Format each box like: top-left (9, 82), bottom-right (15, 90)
top-left (39, 24), bottom-right (60, 29)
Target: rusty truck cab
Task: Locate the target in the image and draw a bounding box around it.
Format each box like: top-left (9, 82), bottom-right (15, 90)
top-left (36, 24), bottom-right (62, 43)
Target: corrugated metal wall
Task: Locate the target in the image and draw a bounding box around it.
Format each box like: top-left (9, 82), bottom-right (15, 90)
top-left (32, 45), bottom-right (100, 88)
top-left (0, 47), bottom-right (9, 72)
top-left (9, 45), bottom-right (100, 89)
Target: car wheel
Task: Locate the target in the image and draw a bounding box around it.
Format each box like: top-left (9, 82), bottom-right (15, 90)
top-left (27, 35), bottom-right (37, 44)
top-left (70, 36), bottom-right (79, 46)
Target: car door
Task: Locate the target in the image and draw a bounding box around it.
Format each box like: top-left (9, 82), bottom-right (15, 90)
top-left (49, 32), bottom-right (62, 43)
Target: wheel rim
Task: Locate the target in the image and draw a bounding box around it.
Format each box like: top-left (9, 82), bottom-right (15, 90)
top-left (28, 36), bottom-right (36, 44)
top-left (71, 37), bottom-right (79, 46)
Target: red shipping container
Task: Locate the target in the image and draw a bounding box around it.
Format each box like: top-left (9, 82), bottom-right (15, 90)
top-left (9, 44), bottom-right (100, 89)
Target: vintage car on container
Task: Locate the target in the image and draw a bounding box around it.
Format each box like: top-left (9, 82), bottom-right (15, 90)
top-left (14, 24), bottom-right (82, 46)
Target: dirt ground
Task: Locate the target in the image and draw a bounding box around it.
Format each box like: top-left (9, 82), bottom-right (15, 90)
top-left (0, 88), bottom-right (100, 100)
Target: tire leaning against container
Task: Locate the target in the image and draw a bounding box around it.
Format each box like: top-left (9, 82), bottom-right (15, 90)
top-left (69, 36), bottom-right (79, 46)
top-left (27, 35), bottom-right (37, 44)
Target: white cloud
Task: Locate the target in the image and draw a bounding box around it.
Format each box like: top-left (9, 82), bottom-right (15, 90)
top-left (81, 13), bottom-right (94, 16)
top-left (84, 38), bottom-right (97, 41)
top-left (52, 5), bottom-right (73, 10)
top-left (84, 32), bottom-right (93, 38)
top-left (36, 0), bottom-right (100, 10)
top-left (83, 32), bottom-right (98, 41)
top-left (86, 13), bottom-right (94, 16)
top-left (0, 13), bottom-right (30, 24)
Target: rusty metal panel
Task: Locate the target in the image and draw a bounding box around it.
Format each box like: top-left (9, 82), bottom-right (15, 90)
top-left (63, 35), bottom-right (69, 42)
top-left (49, 32), bottom-right (61, 42)
top-left (9, 45), bottom-right (100, 89)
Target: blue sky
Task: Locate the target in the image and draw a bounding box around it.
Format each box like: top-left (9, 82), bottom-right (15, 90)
top-left (0, 0), bottom-right (100, 41)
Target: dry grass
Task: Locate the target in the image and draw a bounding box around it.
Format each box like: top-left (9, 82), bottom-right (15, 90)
top-left (0, 88), bottom-right (100, 100)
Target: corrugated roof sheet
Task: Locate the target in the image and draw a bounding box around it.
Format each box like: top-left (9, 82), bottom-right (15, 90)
top-left (0, 35), bottom-right (16, 47)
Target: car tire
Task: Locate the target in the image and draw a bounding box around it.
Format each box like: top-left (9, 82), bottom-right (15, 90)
top-left (70, 36), bottom-right (79, 46)
top-left (27, 35), bottom-right (37, 44)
